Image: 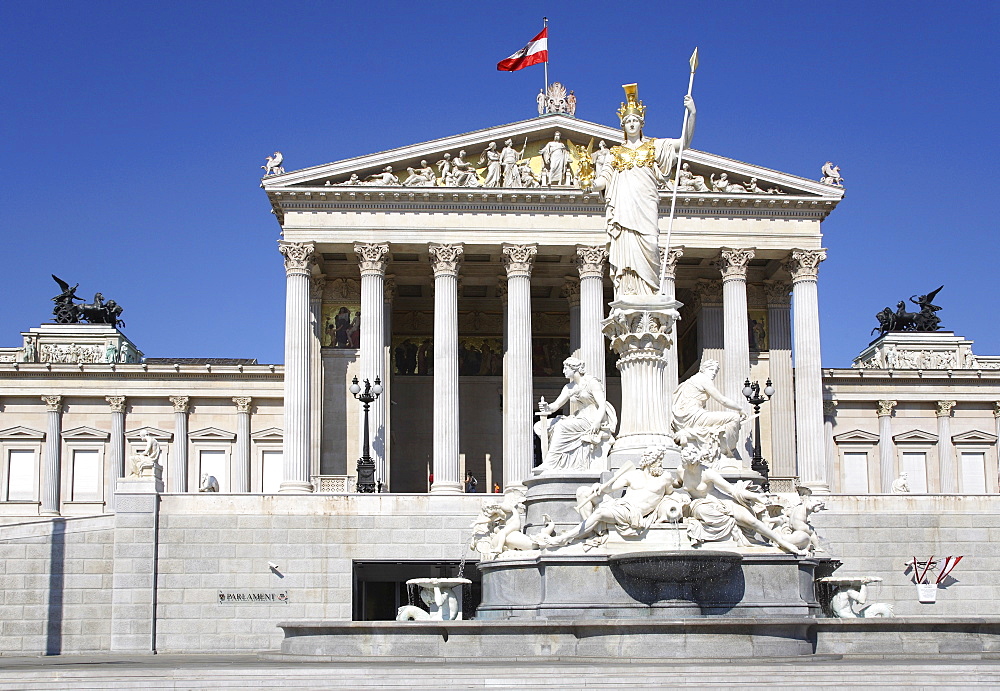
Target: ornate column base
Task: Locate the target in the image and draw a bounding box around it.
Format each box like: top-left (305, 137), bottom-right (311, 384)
top-left (603, 296), bottom-right (683, 470)
top-left (278, 480), bottom-right (315, 494)
top-left (429, 480), bottom-right (463, 495)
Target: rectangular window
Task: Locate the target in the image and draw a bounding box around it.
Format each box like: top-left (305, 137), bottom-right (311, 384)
top-left (72, 449), bottom-right (101, 501)
top-left (900, 451), bottom-right (928, 493)
top-left (841, 451), bottom-right (869, 494)
top-left (199, 449), bottom-right (227, 492)
top-left (7, 450), bottom-right (35, 501)
top-left (261, 450), bottom-right (282, 493)
top-left (960, 451), bottom-right (987, 494)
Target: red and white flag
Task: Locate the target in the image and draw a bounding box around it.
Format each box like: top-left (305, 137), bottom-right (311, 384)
top-left (497, 28), bottom-right (548, 72)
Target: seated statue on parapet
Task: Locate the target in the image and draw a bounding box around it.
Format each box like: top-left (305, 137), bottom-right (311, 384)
top-left (127, 432), bottom-right (161, 479)
top-left (199, 474), bottom-right (220, 492)
top-left (533, 357), bottom-right (617, 474)
top-left (671, 359), bottom-right (747, 465)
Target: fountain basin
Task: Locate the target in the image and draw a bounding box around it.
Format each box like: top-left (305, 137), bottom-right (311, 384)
top-left (609, 550), bottom-right (742, 582)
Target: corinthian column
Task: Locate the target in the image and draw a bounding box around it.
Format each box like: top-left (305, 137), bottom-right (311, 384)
top-left (169, 396), bottom-right (189, 492)
top-left (937, 400), bottom-right (957, 493)
top-left (660, 246), bottom-right (684, 395)
top-left (717, 248), bottom-right (755, 404)
top-left (309, 275), bottom-right (325, 483)
top-left (41, 395), bottom-right (62, 515)
top-left (823, 400), bottom-right (837, 492)
top-left (355, 243), bottom-right (390, 487)
top-left (786, 248), bottom-right (828, 492)
top-left (278, 241), bottom-right (316, 493)
top-left (576, 245), bottom-right (608, 384)
top-left (765, 280), bottom-right (795, 477)
top-left (877, 400), bottom-right (897, 493)
top-left (232, 397), bottom-right (252, 493)
top-left (562, 276), bottom-right (581, 357)
top-left (383, 273), bottom-right (396, 489)
top-left (693, 279), bottom-right (724, 384)
top-left (429, 243), bottom-right (463, 494)
top-left (503, 243), bottom-right (537, 488)
top-left (106, 396), bottom-right (126, 510)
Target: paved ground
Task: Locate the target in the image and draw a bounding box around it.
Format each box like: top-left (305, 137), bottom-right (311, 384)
top-left (0, 654), bottom-right (999, 689)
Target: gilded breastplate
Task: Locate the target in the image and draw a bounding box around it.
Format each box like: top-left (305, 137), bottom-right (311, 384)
top-left (609, 139), bottom-right (657, 171)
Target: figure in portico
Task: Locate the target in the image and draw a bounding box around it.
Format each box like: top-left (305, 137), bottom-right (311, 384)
top-left (540, 131), bottom-right (570, 187)
top-left (585, 84), bottom-right (696, 297)
top-left (128, 431), bottom-right (162, 479)
top-left (533, 357), bottom-right (617, 473)
top-left (478, 142), bottom-right (502, 187)
top-left (449, 150), bottom-right (481, 187)
top-left (671, 359), bottom-right (747, 461)
top-left (500, 138), bottom-right (526, 187)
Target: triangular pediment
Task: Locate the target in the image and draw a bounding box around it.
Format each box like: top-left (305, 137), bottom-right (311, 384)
top-left (0, 425), bottom-right (45, 440)
top-left (188, 427), bottom-right (236, 442)
top-left (893, 429), bottom-right (939, 443)
top-left (952, 430), bottom-right (997, 444)
top-left (62, 426), bottom-right (111, 441)
top-left (262, 115), bottom-right (842, 200)
top-left (125, 426), bottom-right (173, 442)
top-left (833, 429), bottom-right (880, 443)
top-left (251, 427), bottom-right (283, 441)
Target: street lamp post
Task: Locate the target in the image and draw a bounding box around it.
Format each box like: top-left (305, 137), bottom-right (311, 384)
top-left (742, 377), bottom-right (774, 492)
top-left (350, 375), bottom-right (382, 493)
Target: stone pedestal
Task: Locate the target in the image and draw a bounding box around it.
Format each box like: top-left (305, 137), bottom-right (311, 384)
top-left (603, 296), bottom-right (682, 469)
top-left (111, 475), bottom-right (162, 652)
top-left (22, 324), bottom-right (143, 364)
top-left (523, 472), bottom-right (603, 534)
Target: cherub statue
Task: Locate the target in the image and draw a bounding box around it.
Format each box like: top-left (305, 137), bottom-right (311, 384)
top-left (262, 151), bottom-right (284, 176)
top-left (774, 486), bottom-right (826, 553)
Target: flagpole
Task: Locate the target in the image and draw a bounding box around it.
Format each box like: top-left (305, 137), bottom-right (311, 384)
top-left (658, 47), bottom-right (699, 294)
top-left (543, 17), bottom-right (549, 97)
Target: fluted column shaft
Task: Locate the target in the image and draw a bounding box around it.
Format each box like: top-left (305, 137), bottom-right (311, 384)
top-left (383, 274), bottom-right (396, 489)
top-left (787, 249), bottom-right (828, 492)
top-left (106, 396), bottom-right (126, 510)
top-left (232, 397), bottom-right (252, 493)
top-left (765, 281), bottom-right (796, 477)
top-left (356, 243), bottom-right (390, 488)
top-left (279, 241), bottom-right (315, 493)
top-left (877, 400), bottom-right (897, 493)
top-left (576, 246), bottom-right (607, 383)
top-left (718, 248), bottom-right (754, 405)
top-left (694, 280), bottom-right (724, 410)
top-left (503, 244), bottom-right (537, 488)
top-left (41, 396), bottom-right (62, 515)
top-left (661, 247), bottom-right (684, 396)
top-left (823, 400), bottom-right (837, 492)
top-left (309, 275), bottom-right (324, 483)
top-left (429, 244), bottom-right (463, 494)
top-left (169, 396), bottom-right (189, 493)
top-left (937, 401), bottom-right (957, 493)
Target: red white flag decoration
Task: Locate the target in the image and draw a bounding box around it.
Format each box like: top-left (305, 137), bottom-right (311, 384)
top-left (497, 28), bottom-right (548, 71)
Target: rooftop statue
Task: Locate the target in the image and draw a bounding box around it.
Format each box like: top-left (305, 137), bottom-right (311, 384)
top-left (500, 139), bottom-right (527, 188)
top-left (261, 151), bottom-right (284, 176)
top-left (872, 285), bottom-right (944, 337)
top-left (820, 161), bottom-right (843, 186)
top-left (584, 84), bottom-right (696, 298)
top-left (51, 275), bottom-right (125, 327)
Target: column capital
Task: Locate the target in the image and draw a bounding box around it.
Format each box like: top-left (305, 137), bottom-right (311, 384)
top-left (384, 274), bottom-right (397, 304)
top-left (106, 396), bottom-right (126, 413)
top-left (233, 396), bottom-right (253, 413)
top-left (310, 274), bottom-right (326, 300)
top-left (936, 400), bottom-right (957, 417)
top-left (575, 245), bottom-right (608, 279)
top-left (561, 275), bottom-right (581, 307)
top-left (692, 278), bottom-right (723, 309)
top-left (784, 248), bottom-right (827, 282)
top-left (823, 399), bottom-right (837, 418)
top-left (659, 246), bottom-right (685, 280)
top-left (42, 395), bottom-right (62, 412)
top-left (354, 243), bottom-right (390, 276)
top-left (503, 244), bottom-right (537, 277)
top-left (876, 399), bottom-right (897, 417)
top-left (715, 247), bottom-right (755, 280)
top-left (279, 241), bottom-right (316, 275)
top-left (169, 396), bottom-right (190, 413)
top-left (428, 243), bottom-right (464, 277)
top-left (764, 279), bottom-right (792, 306)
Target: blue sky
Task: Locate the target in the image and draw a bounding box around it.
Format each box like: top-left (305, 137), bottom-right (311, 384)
top-left (1, 1), bottom-right (996, 366)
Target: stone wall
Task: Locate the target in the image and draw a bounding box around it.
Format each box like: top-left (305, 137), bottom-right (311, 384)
top-left (1, 493), bottom-right (1000, 656)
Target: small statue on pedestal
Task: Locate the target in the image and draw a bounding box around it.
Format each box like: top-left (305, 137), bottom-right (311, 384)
top-left (128, 432), bottom-right (162, 479)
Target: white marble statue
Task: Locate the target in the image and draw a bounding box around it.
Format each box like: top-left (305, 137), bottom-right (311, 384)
top-left (545, 447), bottom-right (683, 548)
top-left (128, 432), bottom-right (161, 479)
top-left (396, 577), bottom-right (471, 621)
top-left (540, 131), bottom-right (570, 187)
top-left (198, 474), bottom-right (219, 492)
top-left (592, 140), bottom-right (609, 179)
top-left (820, 161), bottom-right (844, 186)
top-left (567, 90), bottom-right (577, 117)
top-left (676, 441), bottom-right (807, 555)
top-left (710, 172), bottom-right (747, 193)
top-left (533, 357), bottom-right (617, 473)
top-left (500, 139), bottom-right (525, 187)
top-left (675, 162), bottom-right (709, 192)
top-left (826, 577), bottom-right (894, 618)
top-left (478, 142), bottom-right (502, 187)
top-left (402, 161), bottom-right (436, 187)
top-left (546, 82), bottom-right (569, 114)
top-left (261, 151), bottom-right (284, 176)
top-left (586, 84), bottom-right (696, 297)
top-left (536, 88), bottom-right (547, 116)
top-left (469, 490), bottom-right (555, 560)
top-left (518, 160), bottom-right (540, 187)
top-left (773, 487), bottom-right (826, 553)
top-left (436, 153), bottom-right (453, 185)
top-left (671, 359), bottom-right (747, 462)
top-left (364, 166), bottom-right (400, 186)
top-left (449, 150), bottom-right (481, 187)
top-left (891, 472), bottom-right (911, 494)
